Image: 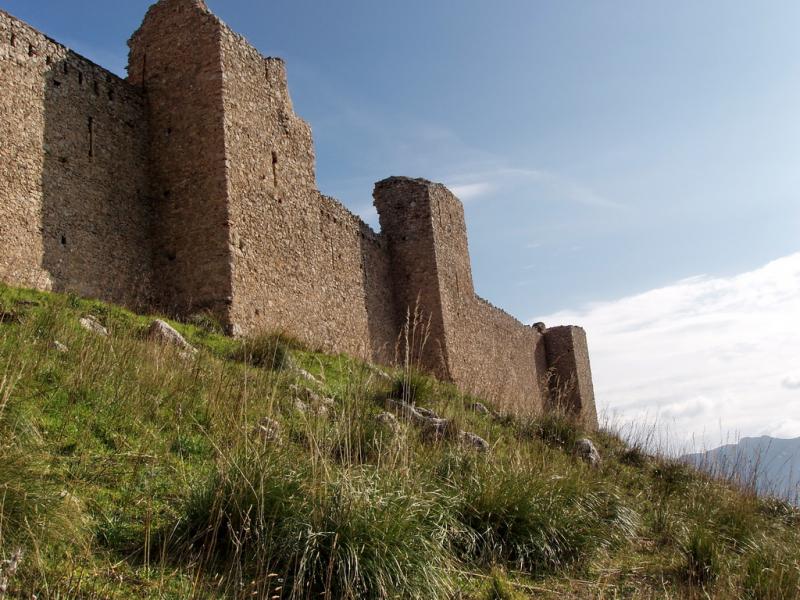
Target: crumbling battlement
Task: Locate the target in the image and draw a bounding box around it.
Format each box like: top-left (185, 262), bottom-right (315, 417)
top-left (0, 0), bottom-right (597, 425)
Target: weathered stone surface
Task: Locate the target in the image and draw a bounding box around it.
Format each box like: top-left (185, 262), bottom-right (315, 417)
top-left (52, 340), bottom-right (68, 354)
top-left (415, 406), bottom-right (439, 419)
top-left (575, 438), bottom-right (602, 467)
top-left (79, 316), bottom-right (108, 337)
top-left (460, 431), bottom-right (490, 452)
top-left (545, 326), bottom-right (598, 430)
top-left (148, 319), bottom-right (196, 353)
top-left (374, 178), bottom-right (553, 415)
top-left (420, 417), bottom-right (460, 443)
top-left (0, 3), bottom-right (598, 426)
top-left (0, 11), bottom-right (152, 309)
top-left (385, 398), bottom-right (420, 422)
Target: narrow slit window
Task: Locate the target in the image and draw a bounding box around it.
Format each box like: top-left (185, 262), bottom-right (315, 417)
top-left (78, 72), bottom-right (83, 86)
top-left (63, 62), bottom-right (68, 75)
top-left (28, 44), bottom-right (34, 57)
top-left (271, 151), bottom-right (278, 188)
top-left (60, 235), bottom-right (67, 246)
top-left (87, 117), bottom-right (94, 158)
top-left (10, 33), bottom-right (15, 47)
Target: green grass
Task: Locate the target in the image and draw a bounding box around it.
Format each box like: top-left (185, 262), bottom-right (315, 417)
top-left (0, 282), bottom-right (798, 599)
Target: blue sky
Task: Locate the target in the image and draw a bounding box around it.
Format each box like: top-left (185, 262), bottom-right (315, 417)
top-left (5, 0), bottom-right (800, 446)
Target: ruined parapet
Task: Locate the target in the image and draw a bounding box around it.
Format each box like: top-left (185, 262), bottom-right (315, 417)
top-left (544, 326), bottom-right (598, 429)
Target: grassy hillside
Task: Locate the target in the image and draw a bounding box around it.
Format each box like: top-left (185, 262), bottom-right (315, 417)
top-left (0, 284), bottom-right (798, 599)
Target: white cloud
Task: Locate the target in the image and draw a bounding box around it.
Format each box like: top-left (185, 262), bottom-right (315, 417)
top-left (449, 182), bottom-right (494, 201)
top-left (782, 375), bottom-right (800, 390)
top-left (443, 167), bottom-right (622, 209)
top-left (535, 253), bottom-right (800, 451)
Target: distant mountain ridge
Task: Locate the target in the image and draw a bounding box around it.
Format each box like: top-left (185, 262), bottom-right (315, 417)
top-left (683, 436), bottom-right (800, 504)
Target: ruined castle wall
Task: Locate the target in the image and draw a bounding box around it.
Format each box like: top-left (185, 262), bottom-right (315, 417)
top-left (425, 183), bottom-right (549, 412)
top-left (375, 178), bottom-right (549, 413)
top-left (452, 297), bottom-right (549, 413)
top-left (0, 11), bottom-right (152, 308)
top-left (0, 2), bottom-right (596, 424)
top-left (217, 22), bottom-right (397, 362)
top-left (128, 0), bottom-right (232, 318)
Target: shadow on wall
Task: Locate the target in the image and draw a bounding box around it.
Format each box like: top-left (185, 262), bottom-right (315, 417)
top-left (359, 231), bottom-right (400, 366)
top-left (40, 55), bottom-right (153, 310)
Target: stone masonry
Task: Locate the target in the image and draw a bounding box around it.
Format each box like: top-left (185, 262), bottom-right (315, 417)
top-left (0, 0), bottom-right (597, 424)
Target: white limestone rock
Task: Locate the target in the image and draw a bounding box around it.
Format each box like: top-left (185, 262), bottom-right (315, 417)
top-left (575, 438), bottom-right (602, 467)
top-left (79, 316), bottom-right (108, 337)
top-left (148, 319), bottom-right (197, 353)
top-left (460, 431), bottom-right (490, 452)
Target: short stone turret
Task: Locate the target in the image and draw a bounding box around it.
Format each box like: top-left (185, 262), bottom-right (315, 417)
top-left (375, 177), bottom-right (597, 423)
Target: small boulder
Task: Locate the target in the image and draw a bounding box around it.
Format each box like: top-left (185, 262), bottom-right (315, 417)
top-left (415, 406), bottom-right (439, 419)
top-left (148, 320), bottom-right (197, 353)
top-left (459, 431), bottom-right (490, 452)
top-left (468, 402), bottom-right (490, 415)
top-left (52, 340), bottom-right (69, 354)
top-left (367, 365), bottom-right (393, 381)
top-left (575, 438), bottom-right (602, 467)
top-left (79, 316), bottom-right (108, 337)
top-left (293, 398), bottom-right (309, 413)
top-left (420, 417), bottom-right (459, 442)
top-left (385, 398), bottom-right (421, 422)
top-left (375, 412), bottom-right (400, 432)
top-left (293, 368), bottom-right (322, 385)
top-left (255, 417), bottom-right (280, 442)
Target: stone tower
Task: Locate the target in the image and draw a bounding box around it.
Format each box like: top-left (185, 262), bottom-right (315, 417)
top-left (128, 0), bottom-right (233, 320)
top-left (375, 177), bottom-right (552, 410)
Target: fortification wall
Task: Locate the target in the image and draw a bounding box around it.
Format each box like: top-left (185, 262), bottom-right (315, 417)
top-left (425, 183), bottom-right (550, 411)
top-left (375, 178), bottom-right (550, 413)
top-left (0, 10), bottom-right (153, 308)
top-left (451, 298), bottom-right (549, 412)
top-left (128, 0), bottom-right (233, 318)
top-left (0, 1), bottom-right (598, 425)
top-left (217, 17), bottom-right (398, 362)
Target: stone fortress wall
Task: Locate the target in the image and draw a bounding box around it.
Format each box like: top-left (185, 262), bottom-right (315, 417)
top-left (0, 0), bottom-right (597, 426)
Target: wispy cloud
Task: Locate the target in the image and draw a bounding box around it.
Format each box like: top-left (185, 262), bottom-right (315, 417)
top-left (534, 252), bottom-right (800, 450)
top-left (449, 182), bottom-right (494, 201)
top-left (443, 167), bottom-right (623, 209)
